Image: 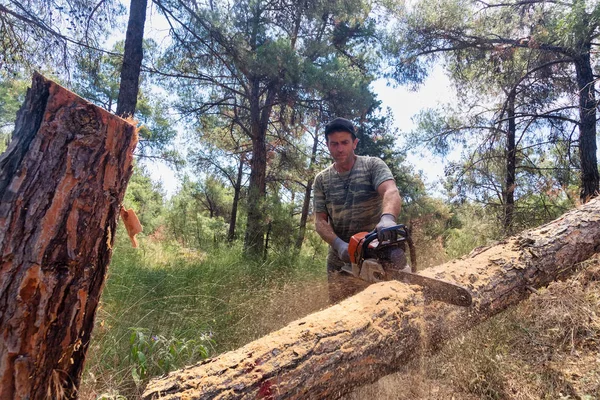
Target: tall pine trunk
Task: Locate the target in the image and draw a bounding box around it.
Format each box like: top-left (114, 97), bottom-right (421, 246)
top-left (244, 83), bottom-right (276, 257)
top-left (116, 0), bottom-right (148, 117)
top-left (573, 48), bottom-right (599, 202)
top-left (244, 123), bottom-right (267, 256)
top-left (503, 90), bottom-right (516, 234)
top-left (295, 128), bottom-right (320, 250)
top-left (228, 156), bottom-right (244, 242)
top-left (0, 74), bottom-right (137, 399)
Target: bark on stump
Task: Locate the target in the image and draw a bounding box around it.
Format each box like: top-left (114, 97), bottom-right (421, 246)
top-left (0, 73), bottom-right (137, 399)
top-left (144, 198), bottom-right (600, 399)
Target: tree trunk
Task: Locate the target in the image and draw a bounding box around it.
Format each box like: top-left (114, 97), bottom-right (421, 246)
top-left (228, 156), bottom-right (244, 242)
top-left (244, 131), bottom-right (267, 256)
top-left (295, 181), bottom-right (313, 250)
top-left (295, 129), bottom-right (320, 250)
top-left (503, 90), bottom-right (516, 234)
top-left (573, 49), bottom-right (599, 202)
top-left (116, 0), bottom-right (148, 118)
top-left (144, 197), bottom-right (600, 400)
top-left (0, 73), bottom-right (137, 399)
top-left (263, 221), bottom-right (272, 261)
top-left (244, 83), bottom-right (276, 257)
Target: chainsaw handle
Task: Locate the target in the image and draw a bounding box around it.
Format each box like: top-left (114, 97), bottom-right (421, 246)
top-left (362, 224), bottom-right (409, 250)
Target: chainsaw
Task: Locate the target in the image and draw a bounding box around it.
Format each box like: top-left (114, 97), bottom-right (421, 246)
top-left (342, 225), bottom-right (472, 307)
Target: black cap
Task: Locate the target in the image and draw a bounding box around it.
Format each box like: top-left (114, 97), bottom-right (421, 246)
top-left (324, 117), bottom-right (356, 138)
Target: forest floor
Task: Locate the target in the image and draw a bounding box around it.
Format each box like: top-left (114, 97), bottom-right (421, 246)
top-left (347, 257), bottom-right (600, 399)
top-left (81, 234), bottom-right (600, 399)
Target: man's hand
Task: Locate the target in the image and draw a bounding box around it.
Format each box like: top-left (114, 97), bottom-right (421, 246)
top-left (333, 237), bottom-right (350, 262)
top-left (376, 213), bottom-right (397, 242)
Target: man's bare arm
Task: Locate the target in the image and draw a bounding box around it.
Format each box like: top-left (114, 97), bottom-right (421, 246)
top-left (315, 212), bottom-right (338, 245)
top-left (377, 180), bottom-right (402, 218)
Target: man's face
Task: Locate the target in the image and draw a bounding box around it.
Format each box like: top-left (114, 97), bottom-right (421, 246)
top-left (326, 131), bottom-right (358, 164)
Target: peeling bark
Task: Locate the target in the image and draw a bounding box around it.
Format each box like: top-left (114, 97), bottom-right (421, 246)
top-left (0, 73), bottom-right (137, 399)
top-left (144, 198), bottom-right (600, 400)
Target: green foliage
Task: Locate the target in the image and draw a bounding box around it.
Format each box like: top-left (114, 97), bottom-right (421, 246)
top-left (264, 188), bottom-right (297, 254)
top-left (83, 222), bottom-right (326, 397)
top-left (386, 0), bottom-right (598, 212)
top-left (511, 189), bottom-right (576, 232)
top-left (397, 196), bottom-right (453, 268)
top-left (444, 202), bottom-right (502, 259)
top-left (123, 166), bottom-right (166, 235)
top-left (0, 0), bottom-right (125, 78)
top-left (135, 94), bottom-right (179, 161)
top-left (410, 108), bottom-right (466, 158)
top-left (128, 327), bottom-right (210, 385)
top-left (0, 133), bottom-right (9, 155)
top-left (72, 41), bottom-right (179, 162)
top-left (350, 107), bottom-right (429, 208)
top-left (549, 0), bottom-right (598, 49)
top-left (441, 138), bottom-right (578, 235)
top-left (302, 55), bottom-right (377, 117)
top-left (404, 196), bottom-right (452, 235)
top-left (72, 46), bottom-right (122, 111)
top-left (85, 229), bottom-right (216, 396)
top-left (155, 0), bottom-right (383, 254)
top-left (165, 176), bottom-right (232, 248)
top-left (0, 76), bottom-right (28, 135)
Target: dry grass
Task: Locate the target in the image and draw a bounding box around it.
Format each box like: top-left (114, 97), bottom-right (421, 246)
top-left (210, 278), bottom-right (331, 351)
top-left (253, 279), bottom-right (330, 333)
top-left (348, 259), bottom-right (600, 400)
top-left (78, 231), bottom-right (328, 399)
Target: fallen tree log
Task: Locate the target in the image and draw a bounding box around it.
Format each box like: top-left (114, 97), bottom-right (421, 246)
top-left (144, 198), bottom-right (600, 399)
top-left (0, 74), bottom-right (137, 399)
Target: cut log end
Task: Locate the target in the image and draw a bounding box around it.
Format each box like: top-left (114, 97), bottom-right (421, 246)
top-left (0, 73), bottom-right (138, 399)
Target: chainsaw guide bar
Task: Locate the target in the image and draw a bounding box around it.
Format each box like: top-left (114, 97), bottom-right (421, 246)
top-left (388, 269), bottom-right (472, 307)
top-left (347, 225), bottom-right (473, 307)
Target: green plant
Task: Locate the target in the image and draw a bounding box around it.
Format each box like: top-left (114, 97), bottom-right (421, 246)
top-left (128, 327), bottom-right (212, 385)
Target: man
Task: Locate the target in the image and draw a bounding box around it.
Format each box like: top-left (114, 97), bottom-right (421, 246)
top-left (313, 117), bottom-right (402, 303)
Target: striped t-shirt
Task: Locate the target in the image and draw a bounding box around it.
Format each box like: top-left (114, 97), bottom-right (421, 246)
top-left (313, 155), bottom-right (394, 245)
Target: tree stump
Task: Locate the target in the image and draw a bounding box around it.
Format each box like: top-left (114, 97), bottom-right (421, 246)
top-left (144, 198), bottom-right (600, 399)
top-left (0, 73), bottom-right (137, 399)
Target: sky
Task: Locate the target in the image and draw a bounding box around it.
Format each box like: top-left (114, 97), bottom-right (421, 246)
top-left (372, 66), bottom-right (457, 194)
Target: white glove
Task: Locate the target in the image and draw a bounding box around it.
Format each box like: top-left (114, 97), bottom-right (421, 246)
top-left (332, 237), bottom-right (350, 262)
top-left (376, 213), bottom-right (397, 242)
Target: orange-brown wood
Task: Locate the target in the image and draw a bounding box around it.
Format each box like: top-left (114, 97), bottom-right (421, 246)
top-left (0, 73), bottom-right (137, 399)
top-left (120, 207), bottom-right (143, 247)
